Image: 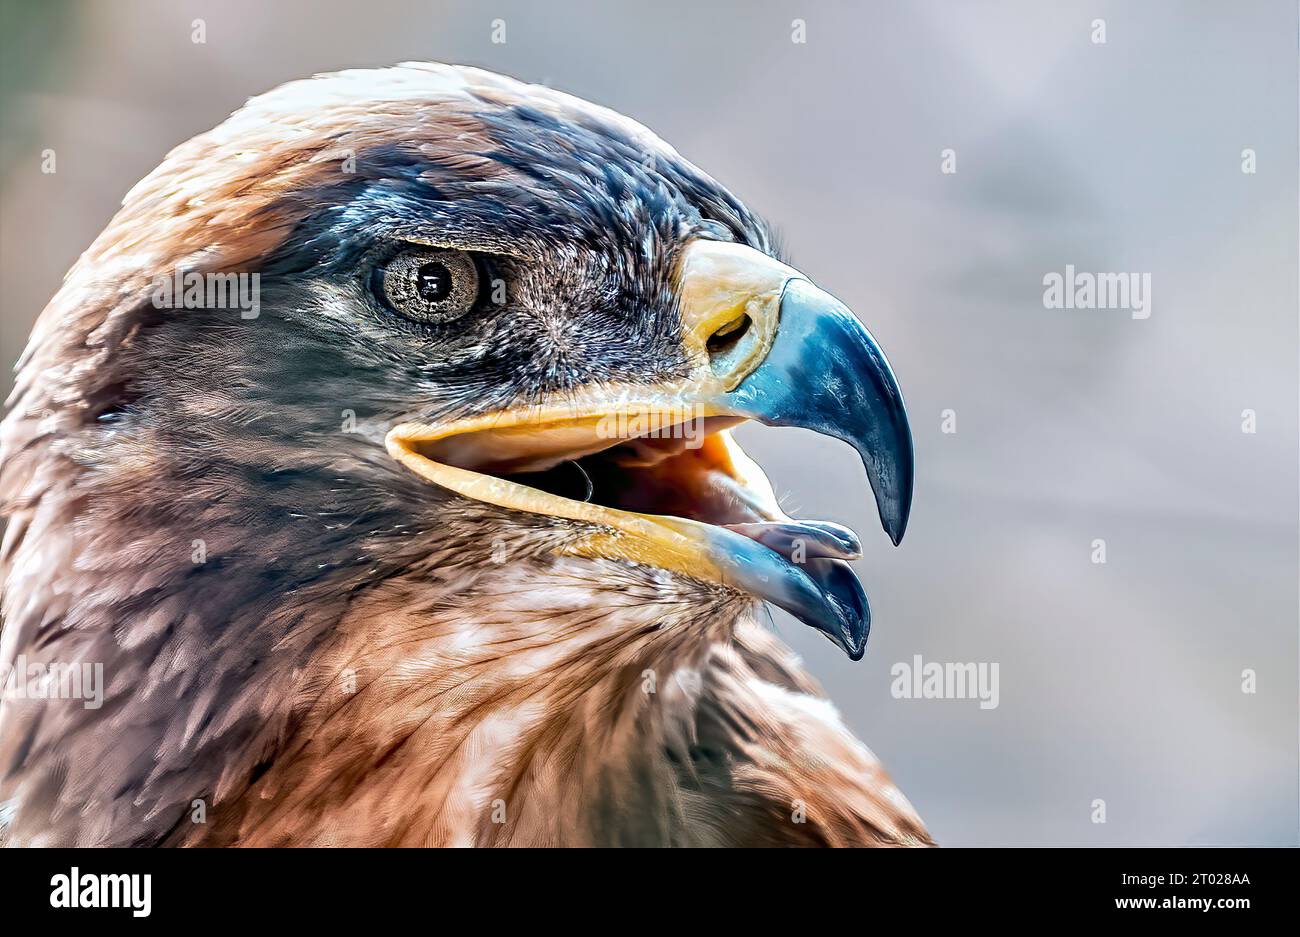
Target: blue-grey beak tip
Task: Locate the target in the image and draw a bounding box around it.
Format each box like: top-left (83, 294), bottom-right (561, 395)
top-left (719, 277), bottom-right (913, 658)
top-left (878, 428), bottom-right (913, 546)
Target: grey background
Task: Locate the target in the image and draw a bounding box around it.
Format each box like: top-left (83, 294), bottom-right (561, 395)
top-left (0, 0), bottom-right (1295, 845)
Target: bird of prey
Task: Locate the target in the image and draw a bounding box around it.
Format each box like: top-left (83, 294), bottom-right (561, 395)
top-left (0, 63), bottom-right (930, 847)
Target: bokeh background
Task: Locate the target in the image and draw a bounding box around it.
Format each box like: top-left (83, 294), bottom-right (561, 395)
top-left (1, 0), bottom-right (1295, 845)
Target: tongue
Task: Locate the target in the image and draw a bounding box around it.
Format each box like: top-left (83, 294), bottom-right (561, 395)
top-left (723, 520), bottom-right (861, 561)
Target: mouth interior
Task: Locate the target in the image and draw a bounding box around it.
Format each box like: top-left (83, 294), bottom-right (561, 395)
top-left (414, 416), bottom-right (774, 529)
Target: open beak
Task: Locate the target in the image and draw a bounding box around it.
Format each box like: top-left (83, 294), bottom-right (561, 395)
top-left (386, 240), bottom-right (913, 660)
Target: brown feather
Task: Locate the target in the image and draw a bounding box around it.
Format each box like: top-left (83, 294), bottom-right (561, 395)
top-left (0, 63), bottom-right (931, 848)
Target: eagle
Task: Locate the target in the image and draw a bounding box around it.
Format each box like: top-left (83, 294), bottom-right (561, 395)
top-left (0, 63), bottom-right (930, 847)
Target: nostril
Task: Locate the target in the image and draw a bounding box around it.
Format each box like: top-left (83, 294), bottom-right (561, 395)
top-left (706, 314), bottom-right (751, 358)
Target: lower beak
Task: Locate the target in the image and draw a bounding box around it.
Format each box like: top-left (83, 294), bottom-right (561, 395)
top-left (387, 241), bottom-right (913, 660)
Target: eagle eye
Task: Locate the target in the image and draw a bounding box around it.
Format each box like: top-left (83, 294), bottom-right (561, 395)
top-left (379, 248), bottom-right (480, 323)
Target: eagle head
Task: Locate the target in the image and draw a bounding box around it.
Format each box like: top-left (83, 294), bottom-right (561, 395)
top-left (0, 63), bottom-right (924, 846)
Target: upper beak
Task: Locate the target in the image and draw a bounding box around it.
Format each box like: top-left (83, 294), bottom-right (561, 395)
top-left (721, 278), bottom-right (913, 545)
top-left (672, 240), bottom-right (914, 657)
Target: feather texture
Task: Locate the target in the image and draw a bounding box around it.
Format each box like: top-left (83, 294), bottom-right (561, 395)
top-left (0, 63), bottom-right (930, 847)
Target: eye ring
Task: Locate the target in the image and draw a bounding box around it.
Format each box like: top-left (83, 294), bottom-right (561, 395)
top-left (380, 248), bottom-right (480, 323)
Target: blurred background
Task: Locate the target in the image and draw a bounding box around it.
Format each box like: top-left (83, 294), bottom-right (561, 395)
top-left (0, 0), bottom-right (1295, 845)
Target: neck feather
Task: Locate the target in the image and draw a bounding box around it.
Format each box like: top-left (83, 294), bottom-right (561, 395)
top-left (185, 557), bottom-right (750, 846)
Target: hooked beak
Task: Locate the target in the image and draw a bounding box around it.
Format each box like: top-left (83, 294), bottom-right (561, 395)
top-left (387, 240), bottom-right (913, 659)
top-left (721, 277), bottom-right (912, 545)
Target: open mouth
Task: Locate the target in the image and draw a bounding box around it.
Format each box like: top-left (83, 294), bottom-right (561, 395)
top-left (387, 239), bottom-right (913, 659)
top-left (390, 403), bottom-right (874, 660)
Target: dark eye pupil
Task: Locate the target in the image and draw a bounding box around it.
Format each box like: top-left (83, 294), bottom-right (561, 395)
top-left (415, 262), bottom-right (452, 302)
